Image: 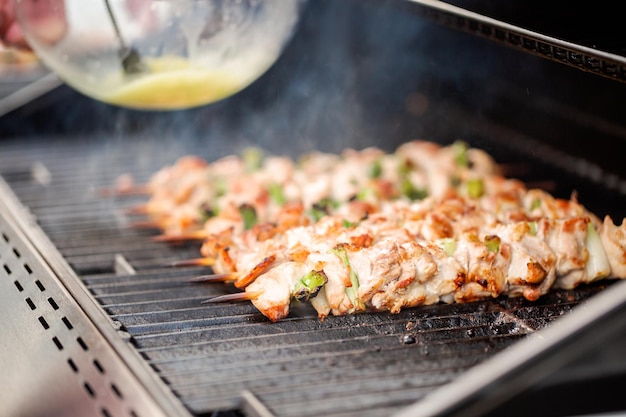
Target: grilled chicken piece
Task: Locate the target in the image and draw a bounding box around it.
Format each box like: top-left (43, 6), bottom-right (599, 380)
top-left (599, 216), bottom-right (626, 278)
top-left (247, 261), bottom-right (310, 322)
top-left (492, 221), bottom-right (557, 301)
top-left (368, 240), bottom-right (460, 312)
top-left (536, 217), bottom-right (609, 289)
top-left (452, 232), bottom-right (509, 302)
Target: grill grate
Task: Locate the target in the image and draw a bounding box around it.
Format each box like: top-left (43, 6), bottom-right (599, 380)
top-left (0, 131), bottom-right (616, 417)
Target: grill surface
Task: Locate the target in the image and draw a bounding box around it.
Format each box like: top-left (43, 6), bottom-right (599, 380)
top-left (0, 127), bottom-right (621, 417)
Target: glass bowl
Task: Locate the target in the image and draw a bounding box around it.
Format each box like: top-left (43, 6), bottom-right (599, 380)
top-left (15, 0), bottom-right (305, 110)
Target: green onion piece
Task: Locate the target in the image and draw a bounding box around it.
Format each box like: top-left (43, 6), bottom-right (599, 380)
top-left (450, 175), bottom-right (461, 187)
top-left (342, 219), bottom-right (356, 228)
top-left (368, 159), bottom-right (382, 179)
top-left (199, 204), bottom-right (216, 222)
top-left (436, 238), bottom-right (456, 257)
top-left (453, 140), bottom-right (469, 168)
top-left (293, 270), bottom-right (328, 302)
top-left (330, 246), bottom-right (365, 312)
top-left (585, 222), bottom-right (611, 281)
top-left (530, 198), bottom-right (541, 211)
top-left (484, 235), bottom-right (501, 253)
top-left (401, 178), bottom-right (428, 201)
top-left (307, 207), bottom-right (326, 223)
top-left (356, 187), bottom-right (375, 201)
top-left (317, 197), bottom-right (339, 211)
top-left (238, 204), bottom-right (257, 230)
top-left (268, 182), bottom-right (286, 205)
top-left (466, 178), bottom-right (484, 198)
top-left (398, 159), bottom-right (411, 176)
top-left (242, 147), bottom-right (263, 172)
top-left (214, 177), bottom-right (227, 198)
top-left (307, 198), bottom-right (339, 222)
top-left (528, 221), bottom-right (537, 236)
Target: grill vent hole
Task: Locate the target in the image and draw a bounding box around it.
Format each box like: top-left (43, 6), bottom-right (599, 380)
top-left (77, 337), bottom-right (89, 351)
top-left (93, 359), bottom-right (105, 374)
top-left (35, 280), bottom-right (45, 291)
top-left (101, 408), bottom-right (111, 417)
top-left (62, 316), bottom-right (73, 329)
top-left (2, 232), bottom-right (8, 242)
top-left (13, 247), bottom-right (20, 258)
top-left (48, 297), bottom-right (59, 310)
top-left (38, 316), bottom-right (49, 329)
top-left (68, 358), bottom-right (78, 373)
top-left (24, 263), bottom-right (32, 274)
top-left (111, 383), bottom-right (123, 399)
top-left (14, 280), bottom-right (23, 291)
top-left (25, 297), bottom-right (36, 310)
top-left (52, 336), bottom-right (63, 350)
top-left (4, 264), bottom-right (11, 274)
top-left (84, 382), bottom-right (95, 398)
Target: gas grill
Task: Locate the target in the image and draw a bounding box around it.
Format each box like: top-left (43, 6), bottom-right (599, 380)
top-left (2, 1), bottom-right (626, 417)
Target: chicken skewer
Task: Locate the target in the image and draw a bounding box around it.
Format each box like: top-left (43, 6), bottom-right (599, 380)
top-left (202, 210), bottom-right (624, 322)
top-left (124, 140), bottom-right (504, 237)
top-left (187, 178), bottom-right (621, 320)
top-left (191, 180), bottom-right (599, 285)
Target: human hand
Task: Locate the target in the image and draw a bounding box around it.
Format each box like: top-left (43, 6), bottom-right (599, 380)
top-left (0, 0), bottom-right (24, 48)
top-left (0, 0), bottom-right (67, 49)
top-left (1, 0), bottom-right (156, 50)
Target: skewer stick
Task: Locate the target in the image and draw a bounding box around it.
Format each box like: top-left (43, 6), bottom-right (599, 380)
top-left (189, 273), bottom-right (236, 283)
top-left (130, 220), bottom-right (163, 229)
top-left (152, 230), bottom-right (208, 242)
top-left (97, 184), bottom-right (151, 197)
top-left (126, 204), bottom-right (151, 215)
top-left (168, 257), bottom-right (215, 267)
top-left (201, 291), bottom-right (261, 303)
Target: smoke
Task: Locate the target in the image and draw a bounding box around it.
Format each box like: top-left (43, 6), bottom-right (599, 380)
top-left (2, 0), bottom-right (440, 158)
top-left (1, 0), bottom-right (560, 163)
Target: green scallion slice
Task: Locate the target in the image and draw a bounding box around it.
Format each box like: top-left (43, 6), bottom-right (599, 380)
top-left (330, 245), bottom-right (365, 312)
top-left (368, 159), bottom-right (382, 179)
top-left (238, 204), bottom-right (257, 230)
top-left (293, 270), bottom-right (328, 302)
top-left (484, 235), bottom-right (501, 253)
top-left (436, 238), bottom-right (457, 257)
top-left (453, 140), bottom-right (469, 168)
top-left (268, 182), bottom-right (286, 205)
top-left (466, 178), bottom-right (484, 198)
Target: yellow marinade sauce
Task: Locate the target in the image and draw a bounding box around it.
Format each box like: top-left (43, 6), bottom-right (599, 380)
top-left (99, 56), bottom-right (247, 110)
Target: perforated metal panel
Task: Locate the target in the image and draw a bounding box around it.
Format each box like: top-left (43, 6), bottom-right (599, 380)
top-left (0, 178), bottom-right (191, 417)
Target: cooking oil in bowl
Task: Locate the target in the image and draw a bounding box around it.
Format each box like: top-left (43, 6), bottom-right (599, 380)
top-left (97, 56), bottom-right (245, 110)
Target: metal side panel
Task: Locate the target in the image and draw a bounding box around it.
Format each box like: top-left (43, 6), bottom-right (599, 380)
top-left (0, 177), bottom-right (192, 417)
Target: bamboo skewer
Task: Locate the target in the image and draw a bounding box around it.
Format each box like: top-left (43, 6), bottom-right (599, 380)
top-left (201, 292), bottom-right (260, 303)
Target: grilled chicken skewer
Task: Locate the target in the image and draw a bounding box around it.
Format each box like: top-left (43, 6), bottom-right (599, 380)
top-left (204, 210), bottom-right (623, 322)
top-left (193, 183), bottom-right (622, 321)
top-left (194, 180), bottom-right (600, 284)
top-left (125, 140), bottom-right (502, 237)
